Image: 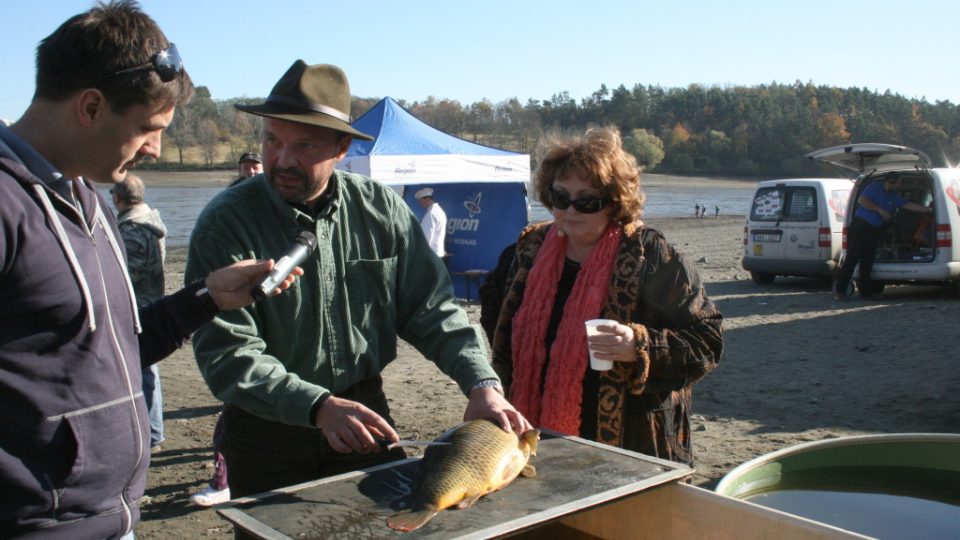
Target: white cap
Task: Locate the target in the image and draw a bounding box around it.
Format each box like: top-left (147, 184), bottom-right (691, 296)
top-left (414, 188), bottom-right (434, 200)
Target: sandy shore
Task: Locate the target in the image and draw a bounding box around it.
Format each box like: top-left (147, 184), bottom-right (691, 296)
top-left (134, 191), bottom-right (960, 538)
top-left (135, 169), bottom-right (237, 188)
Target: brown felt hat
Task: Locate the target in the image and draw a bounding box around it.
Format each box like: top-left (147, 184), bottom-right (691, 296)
top-left (235, 61), bottom-right (374, 141)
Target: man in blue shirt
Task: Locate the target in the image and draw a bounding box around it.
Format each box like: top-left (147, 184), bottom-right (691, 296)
top-left (833, 173), bottom-right (933, 299)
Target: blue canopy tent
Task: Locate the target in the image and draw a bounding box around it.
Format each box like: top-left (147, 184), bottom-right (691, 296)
top-left (337, 97), bottom-right (531, 301)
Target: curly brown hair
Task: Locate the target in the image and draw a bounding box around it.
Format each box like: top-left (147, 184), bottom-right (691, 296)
top-left (533, 126), bottom-right (644, 224)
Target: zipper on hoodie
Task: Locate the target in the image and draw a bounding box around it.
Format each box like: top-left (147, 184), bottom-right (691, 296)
top-left (42, 473), bottom-right (61, 514)
top-left (92, 220), bottom-right (141, 536)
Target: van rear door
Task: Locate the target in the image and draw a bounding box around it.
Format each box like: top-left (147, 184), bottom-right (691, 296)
top-left (748, 184), bottom-right (821, 262)
top-left (805, 143), bottom-right (932, 174)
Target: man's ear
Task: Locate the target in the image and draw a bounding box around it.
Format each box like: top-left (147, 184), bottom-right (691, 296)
top-left (336, 135), bottom-right (353, 160)
top-left (75, 89), bottom-right (107, 128)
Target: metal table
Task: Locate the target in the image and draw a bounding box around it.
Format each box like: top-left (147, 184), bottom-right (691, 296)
top-left (218, 431), bottom-right (691, 539)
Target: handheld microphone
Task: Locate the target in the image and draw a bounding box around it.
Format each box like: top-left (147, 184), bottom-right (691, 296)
top-left (251, 231), bottom-right (317, 302)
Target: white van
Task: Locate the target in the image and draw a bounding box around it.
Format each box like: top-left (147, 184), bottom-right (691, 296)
top-left (742, 178), bottom-right (853, 284)
top-left (806, 143), bottom-right (960, 293)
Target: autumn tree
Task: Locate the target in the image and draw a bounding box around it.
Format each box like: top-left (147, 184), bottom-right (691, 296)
top-left (815, 112), bottom-right (850, 147)
top-left (622, 128), bottom-right (664, 170)
top-left (160, 77), bottom-right (959, 176)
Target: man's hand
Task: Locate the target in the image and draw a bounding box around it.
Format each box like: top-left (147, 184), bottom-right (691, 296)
top-left (205, 259), bottom-right (303, 311)
top-left (464, 387), bottom-right (533, 434)
top-left (314, 396), bottom-right (399, 454)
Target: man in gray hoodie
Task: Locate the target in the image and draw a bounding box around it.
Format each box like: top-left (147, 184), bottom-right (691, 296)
top-left (0, 2), bottom-right (301, 538)
top-left (113, 173), bottom-right (167, 452)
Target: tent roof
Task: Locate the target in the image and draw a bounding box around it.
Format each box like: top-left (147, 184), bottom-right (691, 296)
top-left (347, 97), bottom-right (523, 157)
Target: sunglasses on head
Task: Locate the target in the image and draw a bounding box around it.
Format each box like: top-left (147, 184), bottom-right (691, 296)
top-left (547, 188), bottom-right (611, 214)
top-left (94, 43), bottom-right (184, 86)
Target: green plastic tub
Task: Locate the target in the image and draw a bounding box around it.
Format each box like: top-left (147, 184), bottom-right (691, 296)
top-left (715, 433), bottom-right (960, 539)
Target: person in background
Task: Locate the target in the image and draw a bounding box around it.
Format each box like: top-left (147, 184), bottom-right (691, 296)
top-left (833, 172), bottom-right (933, 300)
top-left (189, 411), bottom-right (230, 506)
top-left (185, 61), bottom-right (530, 509)
top-left (694, 202), bottom-right (700, 217)
top-left (112, 173), bottom-right (167, 453)
top-left (479, 242), bottom-right (516, 343)
top-left (230, 151), bottom-right (263, 187)
top-left (415, 187), bottom-right (447, 258)
top-left (487, 127), bottom-right (723, 465)
top-left (192, 151), bottom-right (265, 506)
top-left (0, 2), bottom-right (300, 538)
top-left (715, 204), bottom-right (720, 218)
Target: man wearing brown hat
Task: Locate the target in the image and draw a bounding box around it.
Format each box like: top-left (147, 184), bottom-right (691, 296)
top-left (185, 61), bottom-right (531, 501)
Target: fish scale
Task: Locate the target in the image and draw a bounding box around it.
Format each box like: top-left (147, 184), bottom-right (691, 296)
top-left (387, 419), bottom-right (540, 532)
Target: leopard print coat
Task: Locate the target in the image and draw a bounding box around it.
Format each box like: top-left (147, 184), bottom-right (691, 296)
top-left (489, 221), bottom-right (723, 465)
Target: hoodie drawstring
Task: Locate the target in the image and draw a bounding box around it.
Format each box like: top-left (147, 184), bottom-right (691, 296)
top-left (32, 185), bottom-right (98, 332)
top-left (97, 204), bottom-right (142, 333)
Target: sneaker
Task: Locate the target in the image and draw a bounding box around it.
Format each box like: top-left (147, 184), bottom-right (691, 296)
top-left (190, 486), bottom-right (231, 507)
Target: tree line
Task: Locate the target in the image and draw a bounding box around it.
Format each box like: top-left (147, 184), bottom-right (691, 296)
top-left (162, 81), bottom-right (960, 177)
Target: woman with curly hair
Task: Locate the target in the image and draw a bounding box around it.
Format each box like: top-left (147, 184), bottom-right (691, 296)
top-left (486, 127), bottom-right (723, 464)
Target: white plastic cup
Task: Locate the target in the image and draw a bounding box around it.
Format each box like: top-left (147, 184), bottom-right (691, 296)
top-left (584, 319), bottom-right (618, 371)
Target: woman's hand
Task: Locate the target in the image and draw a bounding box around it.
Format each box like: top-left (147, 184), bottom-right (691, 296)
top-left (587, 322), bottom-right (637, 363)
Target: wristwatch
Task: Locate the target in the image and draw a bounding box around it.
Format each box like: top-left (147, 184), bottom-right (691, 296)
top-left (470, 378), bottom-right (504, 395)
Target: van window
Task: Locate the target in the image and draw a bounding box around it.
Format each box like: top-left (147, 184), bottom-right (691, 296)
top-left (750, 186), bottom-right (818, 222)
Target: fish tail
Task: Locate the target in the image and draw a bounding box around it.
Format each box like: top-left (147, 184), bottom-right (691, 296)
top-left (387, 508), bottom-right (440, 532)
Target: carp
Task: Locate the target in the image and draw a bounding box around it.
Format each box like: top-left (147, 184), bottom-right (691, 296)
top-left (386, 419), bottom-right (540, 532)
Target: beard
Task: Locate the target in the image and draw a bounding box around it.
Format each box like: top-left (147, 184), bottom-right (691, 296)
top-left (269, 166), bottom-right (324, 205)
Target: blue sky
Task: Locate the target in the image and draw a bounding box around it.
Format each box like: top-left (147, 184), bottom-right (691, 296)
top-left (3, 0), bottom-right (959, 121)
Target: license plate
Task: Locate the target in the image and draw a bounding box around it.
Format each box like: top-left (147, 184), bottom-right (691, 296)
top-left (753, 233), bottom-right (781, 242)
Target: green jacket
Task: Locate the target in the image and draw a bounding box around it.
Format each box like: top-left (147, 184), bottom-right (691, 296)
top-left (185, 172), bottom-right (494, 427)
top-left (117, 203), bottom-right (166, 307)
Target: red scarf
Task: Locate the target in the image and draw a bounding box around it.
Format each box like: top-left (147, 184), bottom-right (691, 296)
top-left (510, 222), bottom-right (622, 435)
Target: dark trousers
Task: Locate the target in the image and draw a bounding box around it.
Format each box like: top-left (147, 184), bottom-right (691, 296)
top-left (222, 375), bottom-right (407, 501)
top-left (209, 412), bottom-right (227, 491)
top-left (835, 217), bottom-right (883, 296)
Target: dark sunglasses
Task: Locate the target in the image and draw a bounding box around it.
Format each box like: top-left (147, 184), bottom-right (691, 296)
top-left (94, 43), bottom-right (184, 86)
top-left (547, 188), bottom-right (611, 214)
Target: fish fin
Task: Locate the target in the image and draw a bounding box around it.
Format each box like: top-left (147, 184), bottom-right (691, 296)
top-left (520, 464), bottom-right (537, 478)
top-left (387, 508), bottom-right (440, 532)
top-left (521, 429), bottom-right (541, 456)
top-left (455, 493), bottom-right (483, 509)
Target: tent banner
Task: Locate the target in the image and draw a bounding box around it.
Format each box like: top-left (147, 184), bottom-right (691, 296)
top-left (340, 154), bottom-right (529, 185)
top-left (405, 182), bottom-right (528, 301)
